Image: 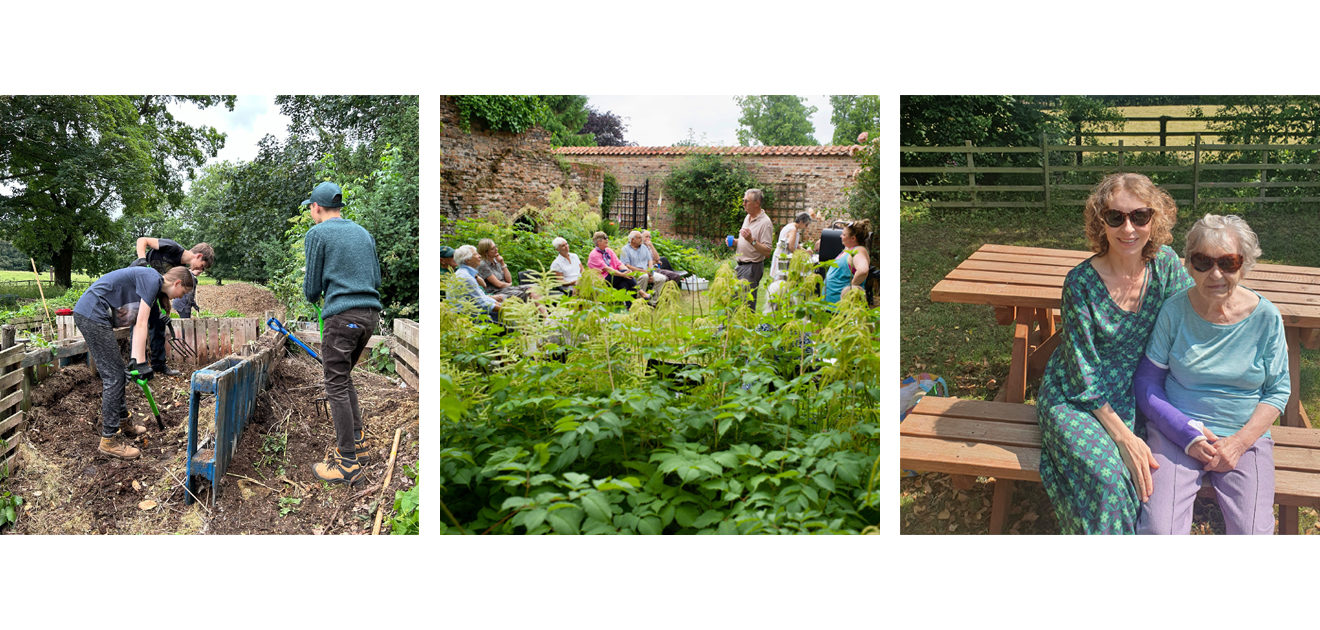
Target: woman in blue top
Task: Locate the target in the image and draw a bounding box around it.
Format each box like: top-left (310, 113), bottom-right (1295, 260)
top-left (823, 219), bottom-right (871, 303)
top-left (1036, 173), bottom-right (1193, 534)
top-left (73, 266), bottom-right (194, 459)
top-left (1134, 215), bottom-right (1288, 534)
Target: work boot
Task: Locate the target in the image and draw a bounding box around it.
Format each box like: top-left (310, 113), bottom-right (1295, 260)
top-left (155, 366), bottom-right (181, 377)
top-left (311, 449), bottom-right (362, 486)
top-left (98, 435), bottom-right (141, 460)
top-left (353, 430), bottom-right (373, 464)
top-left (121, 416), bottom-right (148, 438)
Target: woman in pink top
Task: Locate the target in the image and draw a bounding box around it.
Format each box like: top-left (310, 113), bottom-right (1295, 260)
top-left (587, 231), bottom-right (649, 299)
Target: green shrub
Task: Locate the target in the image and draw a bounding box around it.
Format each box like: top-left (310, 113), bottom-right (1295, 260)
top-left (600, 173), bottom-right (619, 217)
top-left (663, 155), bottom-right (775, 238)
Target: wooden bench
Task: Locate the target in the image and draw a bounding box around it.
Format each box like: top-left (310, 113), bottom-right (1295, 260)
top-left (901, 396), bottom-right (1320, 534)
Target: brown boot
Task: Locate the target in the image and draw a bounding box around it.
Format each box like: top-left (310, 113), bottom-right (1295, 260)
top-left (311, 449), bottom-right (362, 486)
top-left (353, 430), bottom-right (372, 464)
top-left (121, 417), bottom-right (148, 438)
top-left (99, 435), bottom-right (141, 460)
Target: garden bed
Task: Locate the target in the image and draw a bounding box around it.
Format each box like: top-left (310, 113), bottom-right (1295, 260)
top-left (3, 352), bottom-right (418, 535)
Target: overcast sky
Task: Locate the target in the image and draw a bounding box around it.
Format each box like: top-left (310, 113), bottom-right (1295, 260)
top-left (586, 95), bottom-right (839, 146)
top-left (167, 95), bottom-right (291, 168)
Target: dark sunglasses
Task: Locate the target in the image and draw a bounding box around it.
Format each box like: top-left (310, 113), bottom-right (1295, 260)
top-left (1100, 207), bottom-right (1155, 228)
top-left (1189, 253), bottom-right (1244, 273)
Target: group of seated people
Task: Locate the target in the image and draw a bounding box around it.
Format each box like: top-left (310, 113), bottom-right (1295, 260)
top-left (440, 219), bottom-right (871, 320)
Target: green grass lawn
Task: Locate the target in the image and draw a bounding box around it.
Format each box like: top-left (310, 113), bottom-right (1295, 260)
top-left (0, 270), bottom-right (94, 284)
top-left (901, 201), bottom-right (1320, 534)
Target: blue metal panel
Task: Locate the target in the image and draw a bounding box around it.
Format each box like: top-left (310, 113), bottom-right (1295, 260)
top-left (184, 337), bottom-right (283, 506)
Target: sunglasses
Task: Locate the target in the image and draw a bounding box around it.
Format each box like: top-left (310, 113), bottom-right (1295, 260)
top-left (1099, 207), bottom-right (1155, 228)
top-left (1188, 253), bottom-right (1244, 273)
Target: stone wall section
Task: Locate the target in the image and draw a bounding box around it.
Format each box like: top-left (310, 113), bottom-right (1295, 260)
top-left (440, 97), bottom-right (603, 226)
top-left (557, 151), bottom-right (858, 244)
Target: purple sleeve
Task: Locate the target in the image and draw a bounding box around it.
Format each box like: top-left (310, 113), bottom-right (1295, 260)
top-left (1133, 356), bottom-right (1203, 450)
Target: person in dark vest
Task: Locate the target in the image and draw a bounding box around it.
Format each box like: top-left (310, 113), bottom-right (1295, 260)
top-left (132, 238), bottom-right (215, 375)
top-left (73, 266), bottom-right (195, 459)
top-left (301, 182), bottom-right (383, 486)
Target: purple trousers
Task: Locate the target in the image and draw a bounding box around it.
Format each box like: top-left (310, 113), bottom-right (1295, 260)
top-left (1138, 428), bottom-right (1275, 535)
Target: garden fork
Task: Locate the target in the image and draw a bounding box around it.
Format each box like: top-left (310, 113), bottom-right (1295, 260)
top-left (165, 319), bottom-right (196, 358)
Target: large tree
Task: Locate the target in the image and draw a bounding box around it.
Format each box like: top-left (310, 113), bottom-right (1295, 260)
top-left (539, 95), bottom-right (595, 147)
top-left (829, 95), bottom-right (881, 144)
top-left (0, 95), bottom-right (233, 285)
top-left (582, 107), bottom-right (630, 146)
top-left (735, 95), bottom-right (819, 146)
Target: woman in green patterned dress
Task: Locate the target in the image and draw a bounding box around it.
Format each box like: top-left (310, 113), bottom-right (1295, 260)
top-left (1036, 173), bottom-right (1193, 534)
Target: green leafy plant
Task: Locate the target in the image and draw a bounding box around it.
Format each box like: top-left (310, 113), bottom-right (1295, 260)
top-left (0, 437), bottom-right (19, 530)
top-left (600, 173), bottom-right (619, 217)
top-left (369, 340), bottom-right (396, 376)
top-left (454, 96), bottom-right (548, 134)
top-left (387, 463), bottom-right (420, 535)
top-left (255, 429), bottom-right (288, 479)
top-left (278, 496), bottom-right (302, 517)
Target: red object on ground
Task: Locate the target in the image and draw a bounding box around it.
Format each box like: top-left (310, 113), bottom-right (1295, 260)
top-left (55, 308), bottom-right (73, 316)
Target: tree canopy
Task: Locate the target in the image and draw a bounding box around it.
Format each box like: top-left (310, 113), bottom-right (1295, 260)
top-left (583, 107), bottom-right (630, 146)
top-left (0, 95), bottom-right (233, 285)
top-left (735, 95), bottom-right (819, 146)
top-left (829, 95), bottom-right (880, 145)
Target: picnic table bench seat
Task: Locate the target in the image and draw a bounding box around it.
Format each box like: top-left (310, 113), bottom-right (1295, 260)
top-left (901, 395), bottom-right (1320, 535)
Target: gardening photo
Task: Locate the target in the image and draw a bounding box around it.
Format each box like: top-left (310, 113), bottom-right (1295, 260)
top-left (439, 95), bottom-right (880, 534)
top-left (900, 95), bottom-right (1320, 535)
top-left (0, 95), bottom-right (420, 535)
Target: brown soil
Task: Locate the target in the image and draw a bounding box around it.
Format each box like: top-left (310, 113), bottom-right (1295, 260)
top-left (195, 282), bottom-right (285, 320)
top-left (4, 348), bottom-right (418, 535)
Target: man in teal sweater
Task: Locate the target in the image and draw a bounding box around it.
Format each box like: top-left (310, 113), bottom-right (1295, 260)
top-left (302, 181), bottom-right (383, 485)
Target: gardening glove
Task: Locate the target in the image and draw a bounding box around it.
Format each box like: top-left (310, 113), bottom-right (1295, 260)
top-left (127, 361), bottom-right (154, 382)
top-left (131, 257), bottom-right (149, 268)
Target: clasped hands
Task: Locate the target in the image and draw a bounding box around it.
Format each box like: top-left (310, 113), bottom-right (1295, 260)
top-left (1187, 427), bottom-right (1245, 473)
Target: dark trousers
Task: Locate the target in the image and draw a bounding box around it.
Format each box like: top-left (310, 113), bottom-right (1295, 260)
top-left (321, 307), bottom-right (380, 456)
top-left (606, 273), bottom-right (638, 293)
top-left (147, 308), bottom-right (168, 370)
top-left (74, 313), bottom-right (127, 437)
top-left (735, 260), bottom-right (765, 310)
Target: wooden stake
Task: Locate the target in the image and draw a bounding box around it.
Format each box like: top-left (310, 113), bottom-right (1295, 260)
top-left (29, 258), bottom-right (53, 337)
top-left (371, 427), bottom-right (404, 535)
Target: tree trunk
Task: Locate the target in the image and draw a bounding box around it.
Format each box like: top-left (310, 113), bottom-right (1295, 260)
top-left (51, 246), bottom-right (74, 287)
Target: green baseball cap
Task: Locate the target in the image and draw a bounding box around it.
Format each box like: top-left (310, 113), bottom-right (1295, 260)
top-left (438, 246), bottom-right (455, 258)
top-left (302, 182), bottom-right (345, 208)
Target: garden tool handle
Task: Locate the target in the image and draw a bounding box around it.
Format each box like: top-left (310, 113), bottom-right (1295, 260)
top-left (129, 368), bottom-right (165, 430)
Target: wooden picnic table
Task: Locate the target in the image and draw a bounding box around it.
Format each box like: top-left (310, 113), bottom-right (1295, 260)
top-left (930, 243), bottom-right (1320, 428)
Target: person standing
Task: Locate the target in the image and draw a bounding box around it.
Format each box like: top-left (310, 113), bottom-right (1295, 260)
top-left (302, 182), bottom-right (383, 486)
top-left (131, 238), bottom-right (215, 376)
top-left (733, 188), bottom-right (774, 310)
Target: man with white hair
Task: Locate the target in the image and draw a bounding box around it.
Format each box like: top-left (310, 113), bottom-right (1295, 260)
top-left (621, 230), bottom-right (667, 297)
top-left (453, 244), bottom-right (503, 318)
top-left (549, 237), bottom-right (584, 294)
top-left (733, 188), bottom-right (774, 310)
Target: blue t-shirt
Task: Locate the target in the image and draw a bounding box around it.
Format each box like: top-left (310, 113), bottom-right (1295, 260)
top-left (73, 266), bottom-right (163, 328)
top-left (1145, 287), bottom-right (1289, 439)
top-left (620, 243), bottom-right (652, 270)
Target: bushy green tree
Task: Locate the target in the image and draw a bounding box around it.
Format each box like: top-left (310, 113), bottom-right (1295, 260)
top-left (539, 95), bottom-right (595, 147)
top-left (0, 95), bottom-right (233, 285)
top-left (453, 96), bottom-right (548, 134)
top-left (735, 95), bottom-right (819, 146)
top-left (663, 155), bottom-right (774, 237)
top-left (829, 95), bottom-right (881, 145)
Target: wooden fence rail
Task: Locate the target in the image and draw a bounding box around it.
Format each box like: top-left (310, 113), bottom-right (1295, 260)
top-left (54, 315), bottom-right (261, 366)
top-left (901, 135), bottom-right (1320, 211)
top-left (391, 318), bottom-right (419, 390)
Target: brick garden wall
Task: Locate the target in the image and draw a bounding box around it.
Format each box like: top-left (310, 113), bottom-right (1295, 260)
top-left (440, 97), bottom-right (603, 225)
top-left (554, 146), bottom-right (861, 245)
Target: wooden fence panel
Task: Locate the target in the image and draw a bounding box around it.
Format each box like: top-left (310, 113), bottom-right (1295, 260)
top-left (902, 137), bottom-right (1320, 212)
top-left (391, 318), bottom-right (419, 390)
top-left (0, 344), bottom-right (26, 476)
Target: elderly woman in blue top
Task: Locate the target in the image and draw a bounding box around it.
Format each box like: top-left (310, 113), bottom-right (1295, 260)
top-left (452, 244), bottom-right (503, 320)
top-left (1133, 215), bottom-right (1288, 534)
top-left (1036, 173), bottom-right (1193, 534)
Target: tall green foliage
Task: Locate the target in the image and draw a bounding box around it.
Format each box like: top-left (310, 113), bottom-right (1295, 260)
top-left (735, 95), bottom-right (819, 146)
top-left (440, 259), bottom-right (879, 535)
top-left (600, 173), bottom-right (619, 217)
top-left (0, 95), bottom-right (233, 285)
top-left (454, 96), bottom-right (549, 134)
top-left (829, 95), bottom-right (881, 145)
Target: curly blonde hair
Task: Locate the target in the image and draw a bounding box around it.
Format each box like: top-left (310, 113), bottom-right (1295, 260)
top-left (1083, 173), bottom-right (1177, 261)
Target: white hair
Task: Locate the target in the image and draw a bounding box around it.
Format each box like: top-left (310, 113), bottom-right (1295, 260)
top-left (552, 237), bottom-right (567, 248)
top-left (627, 230), bottom-right (642, 240)
top-left (454, 244), bottom-right (478, 268)
top-left (1184, 214), bottom-right (1262, 273)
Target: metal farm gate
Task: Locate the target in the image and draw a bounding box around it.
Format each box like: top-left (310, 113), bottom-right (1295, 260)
top-left (610, 180), bottom-right (648, 230)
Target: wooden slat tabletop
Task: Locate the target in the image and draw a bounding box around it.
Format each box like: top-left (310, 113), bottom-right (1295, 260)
top-left (931, 244), bottom-right (1320, 329)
